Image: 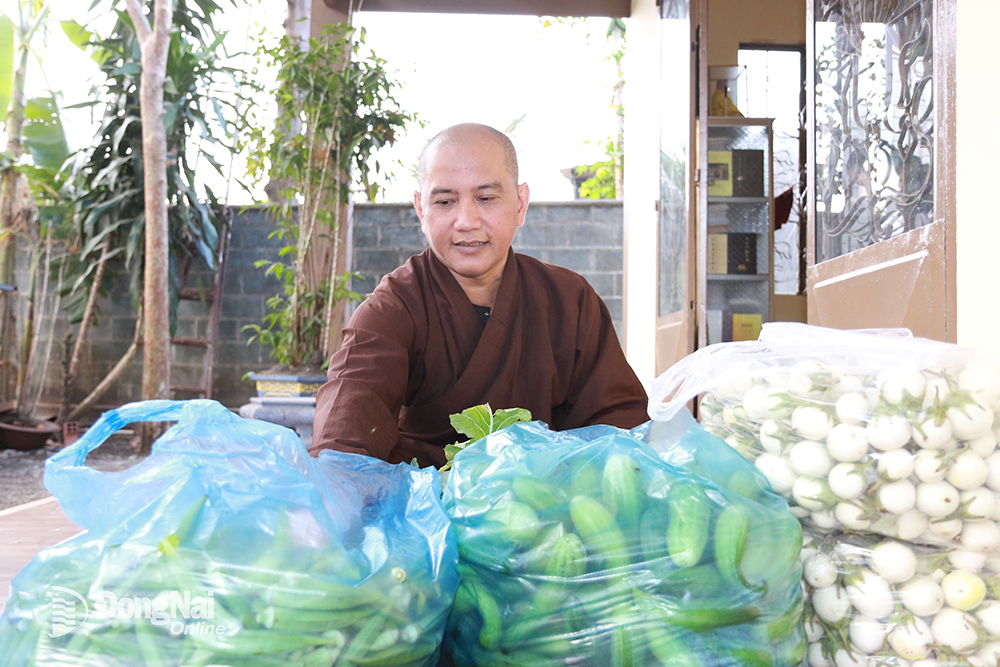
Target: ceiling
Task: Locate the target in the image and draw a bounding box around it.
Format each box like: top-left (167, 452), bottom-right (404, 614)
top-left (325, 0), bottom-right (631, 18)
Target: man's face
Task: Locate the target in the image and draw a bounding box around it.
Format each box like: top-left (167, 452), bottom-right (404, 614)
top-left (414, 136), bottom-right (529, 293)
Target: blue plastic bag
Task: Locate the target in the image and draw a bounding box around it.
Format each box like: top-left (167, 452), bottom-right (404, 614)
top-left (0, 399), bottom-right (459, 666)
top-left (441, 410), bottom-right (804, 667)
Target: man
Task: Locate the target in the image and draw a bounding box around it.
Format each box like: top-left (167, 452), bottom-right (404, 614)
top-left (310, 123), bottom-right (648, 466)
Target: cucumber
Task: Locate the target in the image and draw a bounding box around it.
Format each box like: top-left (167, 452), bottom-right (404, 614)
top-left (569, 495), bottom-right (631, 571)
top-left (714, 504), bottom-right (766, 594)
top-left (666, 481), bottom-right (712, 568)
top-left (512, 477), bottom-right (567, 514)
top-left (484, 500), bottom-right (542, 548)
top-left (601, 453), bottom-right (646, 526)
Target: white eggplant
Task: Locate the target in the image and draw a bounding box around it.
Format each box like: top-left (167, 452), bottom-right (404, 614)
top-left (835, 392), bottom-right (870, 426)
top-left (916, 481), bottom-right (961, 518)
top-left (959, 365), bottom-right (1000, 408)
top-left (829, 462), bottom-right (868, 500)
top-left (846, 569), bottom-right (895, 620)
top-left (848, 615), bottom-right (886, 654)
top-left (758, 419), bottom-right (786, 455)
top-left (894, 510), bottom-right (930, 541)
top-left (941, 570), bottom-right (987, 611)
top-left (878, 479), bottom-right (917, 515)
top-left (960, 520), bottom-right (1000, 553)
top-left (948, 549), bottom-right (989, 573)
top-left (866, 414), bottom-right (912, 451)
top-left (948, 450), bottom-right (990, 491)
top-left (887, 616), bottom-right (934, 661)
top-left (804, 552), bottom-right (838, 588)
top-left (812, 584), bottom-right (852, 623)
top-left (976, 601), bottom-right (1000, 635)
top-left (962, 488), bottom-right (998, 521)
top-left (824, 423), bottom-right (868, 463)
top-left (793, 406), bottom-right (835, 441)
top-left (790, 439), bottom-right (835, 478)
top-left (878, 367), bottom-right (927, 407)
top-left (948, 401), bottom-right (995, 441)
top-left (754, 453), bottom-right (796, 495)
top-left (930, 607), bottom-right (981, 654)
top-left (877, 448), bottom-right (915, 482)
top-left (869, 540), bottom-right (917, 584)
top-left (898, 575), bottom-right (944, 617)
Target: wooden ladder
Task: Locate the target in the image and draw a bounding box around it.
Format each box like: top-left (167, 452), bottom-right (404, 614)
top-left (170, 211), bottom-right (232, 399)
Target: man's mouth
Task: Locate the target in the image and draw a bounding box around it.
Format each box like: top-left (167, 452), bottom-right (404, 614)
top-left (454, 241), bottom-right (487, 247)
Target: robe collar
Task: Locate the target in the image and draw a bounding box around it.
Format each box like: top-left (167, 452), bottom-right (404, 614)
top-left (417, 248), bottom-right (520, 408)
top-left (425, 247), bottom-right (518, 336)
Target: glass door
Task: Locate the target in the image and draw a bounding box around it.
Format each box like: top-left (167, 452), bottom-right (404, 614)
top-left (654, 0), bottom-right (699, 374)
top-left (806, 0), bottom-right (955, 339)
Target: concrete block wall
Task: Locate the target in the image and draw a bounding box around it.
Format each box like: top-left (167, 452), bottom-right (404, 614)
top-left (352, 201), bottom-right (625, 335)
top-left (22, 207), bottom-right (285, 418)
top-left (22, 201), bottom-right (623, 419)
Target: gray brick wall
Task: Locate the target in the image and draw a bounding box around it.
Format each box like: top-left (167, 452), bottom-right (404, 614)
top-left (22, 201), bottom-right (624, 419)
top-left (351, 201), bottom-right (625, 334)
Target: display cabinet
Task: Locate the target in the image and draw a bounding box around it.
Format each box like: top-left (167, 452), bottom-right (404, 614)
top-left (702, 117), bottom-right (774, 345)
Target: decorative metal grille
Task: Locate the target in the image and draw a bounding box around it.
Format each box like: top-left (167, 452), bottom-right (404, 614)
top-left (814, 0), bottom-right (934, 262)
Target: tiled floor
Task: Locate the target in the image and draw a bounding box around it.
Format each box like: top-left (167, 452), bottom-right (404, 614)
top-left (0, 497), bottom-right (82, 609)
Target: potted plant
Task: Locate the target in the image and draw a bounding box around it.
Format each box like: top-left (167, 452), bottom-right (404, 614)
top-left (243, 23), bottom-right (415, 399)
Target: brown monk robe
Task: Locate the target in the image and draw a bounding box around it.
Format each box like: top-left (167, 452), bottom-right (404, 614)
top-left (309, 248), bottom-right (649, 467)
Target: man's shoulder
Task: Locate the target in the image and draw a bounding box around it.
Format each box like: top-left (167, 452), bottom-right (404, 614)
top-left (513, 252), bottom-right (594, 295)
top-left (364, 250), bottom-right (433, 301)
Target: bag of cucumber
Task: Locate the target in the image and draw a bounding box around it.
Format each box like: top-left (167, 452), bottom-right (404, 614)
top-left (0, 397), bottom-right (805, 665)
top-left (440, 413), bottom-right (804, 666)
top-left (0, 400), bottom-right (460, 667)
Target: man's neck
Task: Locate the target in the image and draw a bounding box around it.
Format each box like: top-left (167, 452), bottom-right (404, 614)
top-left (453, 274), bottom-right (502, 308)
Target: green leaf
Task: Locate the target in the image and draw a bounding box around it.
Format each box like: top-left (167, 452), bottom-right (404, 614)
top-left (0, 15), bottom-right (14, 123)
top-left (491, 407), bottom-right (532, 431)
top-left (60, 19), bottom-right (112, 65)
top-left (23, 96), bottom-right (69, 171)
top-left (449, 403), bottom-right (495, 442)
top-left (439, 404), bottom-right (531, 473)
top-left (443, 443), bottom-right (464, 461)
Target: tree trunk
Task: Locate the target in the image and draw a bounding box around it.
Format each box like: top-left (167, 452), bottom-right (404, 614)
top-left (125, 0), bottom-right (173, 451)
top-left (66, 309), bottom-right (142, 422)
top-left (0, 12), bottom-right (31, 412)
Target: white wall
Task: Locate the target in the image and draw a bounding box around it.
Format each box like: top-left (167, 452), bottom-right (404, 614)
top-left (707, 0), bottom-right (806, 66)
top-left (956, 0), bottom-right (1000, 355)
top-left (623, 0), bottom-right (662, 386)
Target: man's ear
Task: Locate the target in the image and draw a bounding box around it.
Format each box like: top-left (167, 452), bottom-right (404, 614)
top-left (413, 190), bottom-right (424, 221)
top-left (515, 183), bottom-right (530, 227)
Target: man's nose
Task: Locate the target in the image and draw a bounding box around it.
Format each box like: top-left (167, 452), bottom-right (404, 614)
top-left (454, 199), bottom-right (481, 230)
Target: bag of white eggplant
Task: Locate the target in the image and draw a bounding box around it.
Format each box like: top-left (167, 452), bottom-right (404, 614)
top-left (649, 323), bottom-right (1000, 548)
top-left (801, 530), bottom-right (1000, 667)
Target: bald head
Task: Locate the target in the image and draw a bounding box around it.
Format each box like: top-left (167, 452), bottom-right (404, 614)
top-left (417, 123), bottom-right (519, 191)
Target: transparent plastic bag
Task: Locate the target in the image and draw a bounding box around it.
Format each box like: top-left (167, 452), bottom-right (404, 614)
top-left (649, 322), bottom-right (1000, 547)
top-left (0, 399), bottom-right (459, 667)
top-left (441, 411), bottom-right (804, 667)
top-left (801, 529), bottom-right (1000, 667)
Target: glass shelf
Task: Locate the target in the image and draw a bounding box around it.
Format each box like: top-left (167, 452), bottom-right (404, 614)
top-left (708, 197), bottom-right (769, 204)
top-left (707, 274), bottom-right (769, 281)
top-left (702, 118), bottom-right (774, 345)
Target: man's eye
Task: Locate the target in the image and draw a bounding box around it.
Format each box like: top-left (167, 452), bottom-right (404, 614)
top-left (434, 200), bottom-right (454, 206)
top-left (478, 196), bottom-right (497, 202)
